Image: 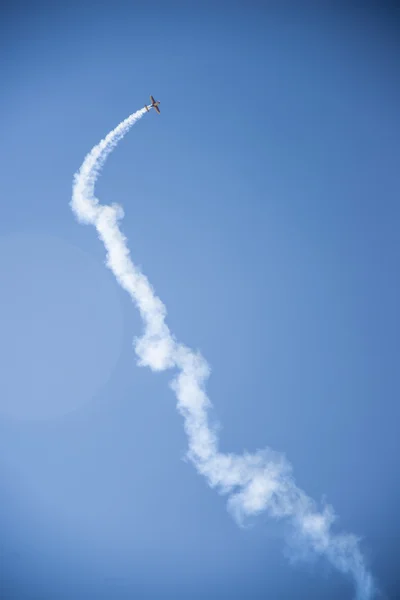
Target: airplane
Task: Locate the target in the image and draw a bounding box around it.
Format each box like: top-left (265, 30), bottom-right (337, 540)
top-left (145, 95), bottom-right (161, 114)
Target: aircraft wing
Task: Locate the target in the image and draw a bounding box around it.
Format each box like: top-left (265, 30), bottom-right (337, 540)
top-left (154, 105), bottom-right (160, 114)
top-left (150, 95), bottom-right (155, 104)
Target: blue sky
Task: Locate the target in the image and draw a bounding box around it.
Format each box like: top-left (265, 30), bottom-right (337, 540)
top-left (0, 1), bottom-right (399, 598)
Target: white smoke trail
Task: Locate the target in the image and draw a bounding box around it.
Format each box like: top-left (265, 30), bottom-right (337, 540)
top-left (71, 108), bottom-right (375, 600)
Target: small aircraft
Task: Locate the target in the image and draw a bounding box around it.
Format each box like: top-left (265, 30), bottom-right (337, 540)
top-left (145, 95), bottom-right (161, 114)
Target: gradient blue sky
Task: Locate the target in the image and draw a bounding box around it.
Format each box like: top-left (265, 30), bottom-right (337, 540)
top-left (0, 1), bottom-right (399, 598)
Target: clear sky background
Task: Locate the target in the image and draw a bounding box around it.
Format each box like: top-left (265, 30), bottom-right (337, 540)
top-left (0, 1), bottom-right (399, 598)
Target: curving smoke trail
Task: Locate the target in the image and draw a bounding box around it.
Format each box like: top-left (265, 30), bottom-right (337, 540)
top-left (71, 108), bottom-right (375, 600)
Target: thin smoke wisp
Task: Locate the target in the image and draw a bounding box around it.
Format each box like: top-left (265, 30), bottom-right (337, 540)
top-left (71, 107), bottom-right (375, 600)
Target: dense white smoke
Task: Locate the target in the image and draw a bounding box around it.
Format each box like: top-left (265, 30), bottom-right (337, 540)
top-left (71, 108), bottom-right (375, 600)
